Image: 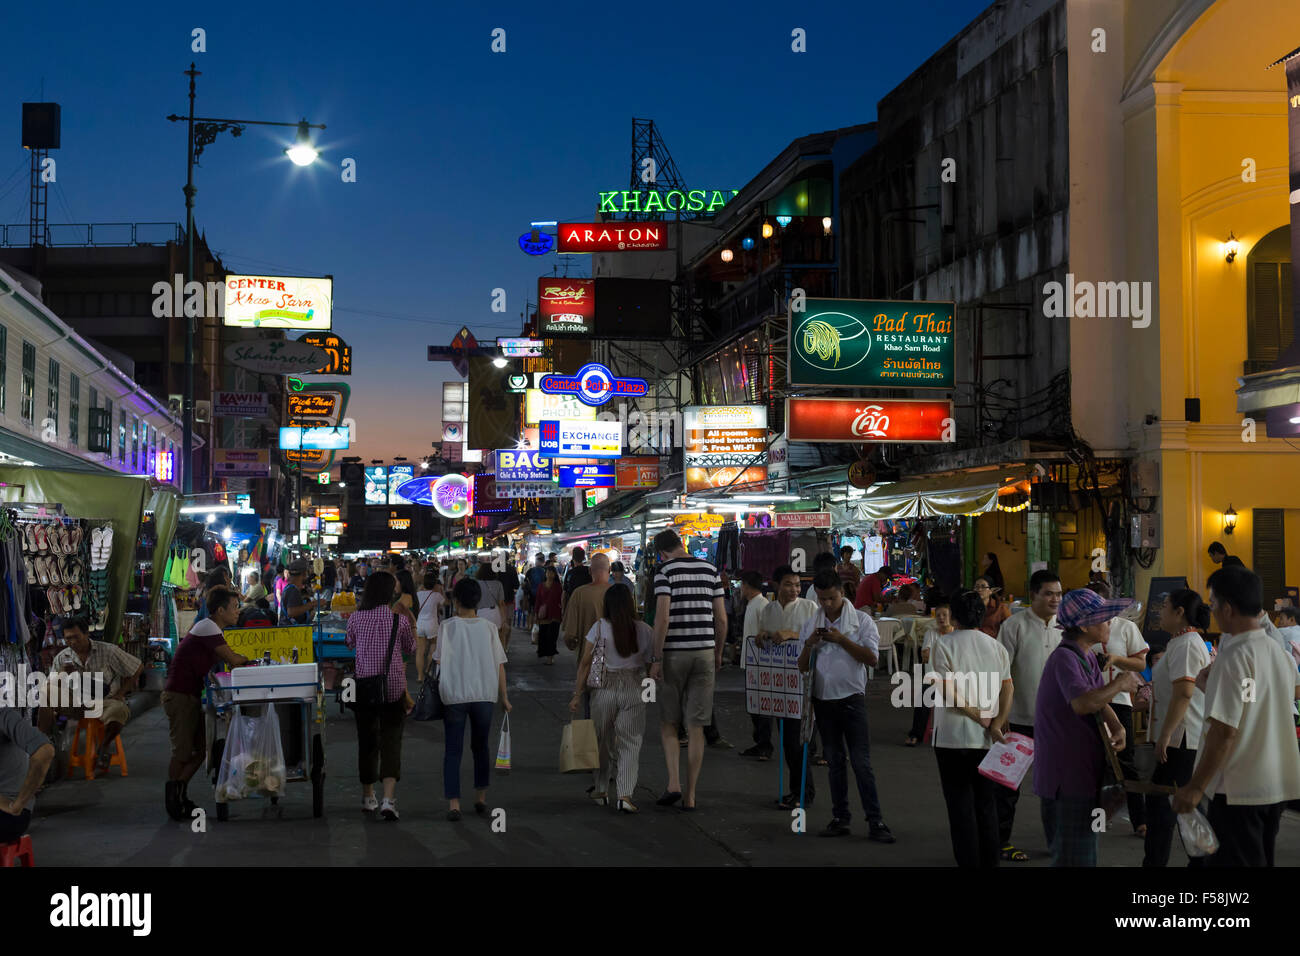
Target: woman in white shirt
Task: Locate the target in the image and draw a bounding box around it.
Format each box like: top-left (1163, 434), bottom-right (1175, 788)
top-left (414, 571), bottom-right (444, 681)
top-left (569, 584), bottom-right (653, 813)
top-left (906, 602), bottom-right (953, 746)
top-left (1144, 588), bottom-right (1211, 866)
top-left (435, 578), bottom-right (512, 822)
top-left (929, 590), bottom-right (1013, 868)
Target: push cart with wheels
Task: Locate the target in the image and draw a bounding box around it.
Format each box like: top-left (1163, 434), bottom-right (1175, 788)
top-left (313, 617), bottom-right (355, 715)
top-left (205, 665), bottom-right (326, 820)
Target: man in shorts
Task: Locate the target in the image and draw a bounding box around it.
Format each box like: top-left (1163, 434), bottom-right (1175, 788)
top-left (161, 587), bottom-right (250, 821)
top-left (648, 529), bottom-right (727, 811)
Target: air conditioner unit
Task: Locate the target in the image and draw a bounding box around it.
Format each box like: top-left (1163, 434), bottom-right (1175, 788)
top-left (195, 401), bottom-right (211, 424)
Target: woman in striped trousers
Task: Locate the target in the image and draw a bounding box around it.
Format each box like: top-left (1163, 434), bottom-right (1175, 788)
top-left (570, 585), bottom-right (654, 813)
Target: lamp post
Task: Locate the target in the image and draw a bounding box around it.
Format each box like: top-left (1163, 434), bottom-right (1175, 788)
top-left (166, 63), bottom-right (325, 495)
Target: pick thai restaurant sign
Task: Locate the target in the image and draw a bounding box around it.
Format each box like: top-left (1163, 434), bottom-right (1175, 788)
top-left (286, 393), bottom-right (338, 419)
top-left (538, 278), bottom-right (595, 336)
top-left (789, 298), bottom-right (955, 389)
top-left (224, 275), bottom-right (333, 330)
top-left (683, 405), bottom-right (768, 494)
top-left (785, 397), bottom-right (954, 444)
top-left (557, 223), bottom-right (668, 253)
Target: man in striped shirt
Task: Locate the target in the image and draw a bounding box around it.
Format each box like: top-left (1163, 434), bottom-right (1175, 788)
top-left (649, 530), bottom-right (728, 811)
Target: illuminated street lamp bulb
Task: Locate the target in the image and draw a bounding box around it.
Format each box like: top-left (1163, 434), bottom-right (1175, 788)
top-left (720, 248), bottom-right (734, 262)
top-left (206, 513), bottom-right (217, 524)
top-left (492, 356), bottom-right (508, 368)
top-left (221, 527), bottom-right (233, 540)
top-left (286, 120), bottom-right (319, 166)
top-left (822, 216), bottom-right (833, 235)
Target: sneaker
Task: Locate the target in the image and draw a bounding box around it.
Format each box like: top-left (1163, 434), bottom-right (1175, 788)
top-left (868, 822), bottom-right (896, 844)
top-left (708, 737), bottom-right (734, 750)
top-left (740, 746), bottom-right (774, 759)
top-left (362, 793), bottom-right (379, 812)
top-left (379, 798), bottom-right (399, 821)
top-left (819, 819), bottom-right (851, 837)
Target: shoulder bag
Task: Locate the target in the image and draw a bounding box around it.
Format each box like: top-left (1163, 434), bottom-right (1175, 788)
top-left (586, 620), bottom-right (609, 688)
top-left (355, 612), bottom-right (400, 707)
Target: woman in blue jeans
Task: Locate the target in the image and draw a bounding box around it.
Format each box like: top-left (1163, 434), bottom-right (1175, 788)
top-left (434, 577), bottom-right (512, 822)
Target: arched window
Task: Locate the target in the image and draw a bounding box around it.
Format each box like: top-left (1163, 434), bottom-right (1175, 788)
top-left (1245, 224), bottom-right (1294, 374)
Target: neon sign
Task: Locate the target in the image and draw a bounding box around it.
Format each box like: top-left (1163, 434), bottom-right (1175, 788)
top-left (518, 231), bottom-right (555, 255)
top-left (539, 363), bottom-right (648, 407)
top-left (154, 450), bottom-right (175, 483)
top-left (432, 473), bottom-right (472, 519)
top-left (597, 189), bottom-right (738, 215)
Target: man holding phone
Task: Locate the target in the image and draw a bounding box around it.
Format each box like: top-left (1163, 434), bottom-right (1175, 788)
top-left (797, 570), bottom-right (895, 842)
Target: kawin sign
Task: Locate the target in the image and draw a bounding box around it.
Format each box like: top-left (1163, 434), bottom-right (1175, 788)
top-left (789, 298), bottom-right (955, 389)
top-left (785, 397), bottom-right (955, 444)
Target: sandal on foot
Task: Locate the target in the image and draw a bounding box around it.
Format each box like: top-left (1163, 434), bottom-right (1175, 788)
top-left (656, 790), bottom-right (682, 807)
top-left (904, 736), bottom-right (919, 747)
top-left (1000, 845), bottom-right (1029, 862)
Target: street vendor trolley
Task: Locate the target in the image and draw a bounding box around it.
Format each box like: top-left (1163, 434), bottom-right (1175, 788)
top-left (205, 665), bottom-right (326, 820)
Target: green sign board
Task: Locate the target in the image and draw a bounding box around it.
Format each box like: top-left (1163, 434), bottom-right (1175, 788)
top-left (788, 298), bottom-right (955, 389)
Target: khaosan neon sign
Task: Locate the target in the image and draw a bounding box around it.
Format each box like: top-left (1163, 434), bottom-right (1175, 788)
top-left (597, 189), bottom-right (738, 214)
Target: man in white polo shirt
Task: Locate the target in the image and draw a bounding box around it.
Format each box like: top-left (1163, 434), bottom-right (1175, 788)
top-left (994, 568), bottom-right (1062, 862)
top-left (797, 569), bottom-right (894, 842)
top-left (1174, 565), bottom-right (1300, 866)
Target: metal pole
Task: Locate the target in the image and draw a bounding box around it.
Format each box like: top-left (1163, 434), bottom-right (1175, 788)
top-left (182, 64), bottom-right (198, 495)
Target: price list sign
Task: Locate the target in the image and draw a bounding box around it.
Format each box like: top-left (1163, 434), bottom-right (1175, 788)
top-left (743, 637), bottom-right (804, 719)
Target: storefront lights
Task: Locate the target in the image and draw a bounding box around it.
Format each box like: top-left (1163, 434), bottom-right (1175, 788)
top-left (741, 237), bottom-right (754, 250)
top-left (1224, 232), bottom-right (1240, 264)
top-left (720, 249), bottom-right (734, 263)
top-left (775, 216), bottom-right (792, 227)
top-left (1223, 504), bottom-right (1238, 535)
top-left (762, 222), bottom-right (774, 239)
top-left (822, 216), bottom-right (833, 236)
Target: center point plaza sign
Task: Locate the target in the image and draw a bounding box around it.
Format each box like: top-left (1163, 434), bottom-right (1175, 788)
top-left (538, 420), bottom-right (623, 459)
top-left (785, 397), bottom-right (955, 444)
top-left (539, 363), bottom-right (648, 407)
top-left (789, 298), bottom-right (955, 389)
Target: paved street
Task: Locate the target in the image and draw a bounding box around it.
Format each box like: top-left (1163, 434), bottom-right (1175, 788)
top-left (27, 624), bottom-right (1300, 867)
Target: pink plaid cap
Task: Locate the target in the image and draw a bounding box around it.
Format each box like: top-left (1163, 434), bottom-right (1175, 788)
top-left (1056, 588), bottom-right (1133, 629)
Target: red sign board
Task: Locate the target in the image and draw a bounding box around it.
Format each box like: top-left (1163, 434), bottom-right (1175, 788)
top-left (774, 511), bottom-right (832, 528)
top-left (556, 223), bottom-right (669, 253)
top-left (450, 326), bottom-right (478, 379)
top-left (616, 457), bottom-right (661, 489)
top-left (785, 398), bottom-right (954, 444)
top-left (538, 278), bottom-right (595, 336)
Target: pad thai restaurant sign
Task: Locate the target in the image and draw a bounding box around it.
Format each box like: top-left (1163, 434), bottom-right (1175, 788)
top-left (788, 298), bottom-right (955, 389)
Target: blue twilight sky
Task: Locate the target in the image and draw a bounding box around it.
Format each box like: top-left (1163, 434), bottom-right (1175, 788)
top-left (1, 0), bottom-right (989, 463)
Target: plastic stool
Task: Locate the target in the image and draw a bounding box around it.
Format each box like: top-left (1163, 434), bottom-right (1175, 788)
top-left (0, 835), bottom-right (34, 867)
top-left (66, 718), bottom-right (128, 780)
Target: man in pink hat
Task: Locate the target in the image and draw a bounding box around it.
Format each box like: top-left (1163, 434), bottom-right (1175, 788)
top-left (1033, 588), bottom-right (1141, 866)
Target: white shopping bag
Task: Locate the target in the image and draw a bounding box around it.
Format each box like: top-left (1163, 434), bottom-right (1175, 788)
top-left (977, 732), bottom-right (1034, 790)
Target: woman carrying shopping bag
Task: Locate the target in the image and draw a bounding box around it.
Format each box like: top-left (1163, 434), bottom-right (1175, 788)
top-left (436, 577), bottom-right (512, 822)
top-left (569, 584), bottom-right (654, 813)
top-left (345, 572), bottom-right (415, 821)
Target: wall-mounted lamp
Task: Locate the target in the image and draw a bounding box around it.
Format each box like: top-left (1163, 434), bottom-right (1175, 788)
top-left (761, 221), bottom-right (774, 239)
top-left (741, 237), bottom-right (754, 250)
top-left (1224, 232), bottom-right (1240, 263)
top-left (720, 248), bottom-right (734, 263)
top-left (775, 215), bottom-right (792, 228)
top-left (1223, 503), bottom-right (1238, 535)
top-left (822, 216), bottom-right (833, 236)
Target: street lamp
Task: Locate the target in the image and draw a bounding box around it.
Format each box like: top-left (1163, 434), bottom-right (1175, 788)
top-left (166, 63), bottom-right (325, 495)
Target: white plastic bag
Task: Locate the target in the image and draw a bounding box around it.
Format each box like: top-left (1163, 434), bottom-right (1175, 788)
top-left (1176, 803), bottom-right (1220, 857)
top-left (214, 712), bottom-right (257, 802)
top-left (249, 704), bottom-right (288, 797)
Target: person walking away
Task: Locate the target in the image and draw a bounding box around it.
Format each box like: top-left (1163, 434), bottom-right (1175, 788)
top-left (647, 530), bottom-right (727, 811)
top-left (562, 547), bottom-right (592, 614)
top-left (535, 565), bottom-right (563, 664)
top-left (974, 577), bottom-right (1010, 637)
top-left (1086, 580), bottom-right (1149, 836)
top-left (797, 570), bottom-right (894, 841)
top-left (563, 553), bottom-right (613, 718)
top-left (737, 571), bottom-right (773, 760)
top-left (436, 577), bottom-right (511, 821)
top-left (345, 572), bottom-right (415, 820)
top-left (321, 559), bottom-right (337, 600)
top-left (474, 565), bottom-right (509, 652)
top-left (525, 553), bottom-right (548, 632)
top-left (994, 569), bottom-right (1063, 861)
top-left (930, 589), bottom-right (1013, 866)
top-left (1144, 588), bottom-right (1211, 866)
top-left (609, 561), bottom-right (635, 608)
top-left (1172, 565), bottom-right (1300, 865)
top-left (162, 587), bottom-right (250, 819)
top-left (759, 565), bottom-right (818, 809)
top-left (1033, 589), bottom-right (1139, 866)
top-left (570, 584), bottom-right (653, 812)
top-left (906, 600), bottom-right (953, 747)
top-left (414, 571), bottom-right (444, 681)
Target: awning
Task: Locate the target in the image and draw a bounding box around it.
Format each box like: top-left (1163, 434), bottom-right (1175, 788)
top-left (850, 465), bottom-right (1032, 520)
top-left (1236, 364), bottom-right (1300, 414)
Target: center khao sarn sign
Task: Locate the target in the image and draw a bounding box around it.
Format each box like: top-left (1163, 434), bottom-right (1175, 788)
top-left (789, 298), bottom-right (955, 389)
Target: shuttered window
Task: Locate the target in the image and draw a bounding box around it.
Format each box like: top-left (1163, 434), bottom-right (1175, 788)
top-left (1246, 225), bottom-right (1294, 374)
top-left (1251, 508), bottom-right (1286, 611)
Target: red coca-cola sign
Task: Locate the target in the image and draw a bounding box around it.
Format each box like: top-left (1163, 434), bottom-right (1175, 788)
top-left (785, 397), bottom-right (954, 443)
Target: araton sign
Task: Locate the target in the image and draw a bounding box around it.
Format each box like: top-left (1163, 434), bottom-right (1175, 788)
top-left (788, 298), bottom-right (955, 389)
top-left (557, 223), bottom-right (668, 253)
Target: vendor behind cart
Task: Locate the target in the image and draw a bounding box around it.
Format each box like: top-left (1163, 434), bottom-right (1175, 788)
top-left (162, 587), bottom-right (251, 821)
top-left (280, 560), bottom-right (326, 626)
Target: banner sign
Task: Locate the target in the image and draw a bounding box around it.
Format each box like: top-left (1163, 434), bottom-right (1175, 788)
top-left (496, 448), bottom-right (553, 482)
top-left (785, 397), bottom-right (954, 444)
top-left (774, 511), bottom-right (832, 529)
top-left (538, 420), bottom-right (622, 459)
top-left (296, 331), bottom-right (351, 375)
top-left (286, 393), bottom-right (339, 419)
top-left (556, 223), bottom-right (668, 253)
top-left (364, 466), bottom-right (388, 505)
top-left (539, 363), bottom-right (648, 407)
top-left (684, 405), bottom-right (768, 494)
top-left (495, 481), bottom-right (567, 499)
top-left (744, 638), bottom-right (804, 719)
top-left (224, 275), bottom-right (333, 330)
top-left (214, 448), bottom-right (270, 477)
top-left (212, 391), bottom-right (269, 418)
top-left (673, 513), bottom-right (724, 537)
top-left (538, 278), bottom-right (595, 337)
top-left (223, 625), bottom-right (315, 664)
top-left (525, 389), bottom-right (597, 426)
top-left (388, 464), bottom-right (417, 504)
top-left (789, 298), bottom-right (955, 389)
top-left (558, 464), bottom-right (616, 488)
top-left (278, 425), bottom-right (350, 451)
top-left (283, 448), bottom-right (328, 468)
top-left (497, 337), bottom-right (544, 357)
top-left (225, 340), bottom-right (330, 376)
top-left (616, 457), bottom-right (660, 488)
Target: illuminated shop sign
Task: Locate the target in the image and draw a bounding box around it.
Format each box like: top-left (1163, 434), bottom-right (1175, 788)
top-left (788, 298), bottom-right (955, 389)
top-left (784, 397), bottom-right (955, 443)
top-left (556, 223), bottom-right (668, 253)
top-left (224, 275), bottom-right (333, 329)
top-left (558, 464), bottom-right (615, 488)
top-left (538, 363), bottom-right (648, 407)
top-left (537, 420), bottom-right (623, 459)
top-left (596, 189), bottom-right (738, 215)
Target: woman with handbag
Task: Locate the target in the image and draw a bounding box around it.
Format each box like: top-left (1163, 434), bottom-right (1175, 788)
top-left (568, 584), bottom-right (653, 813)
top-left (435, 577), bottom-right (511, 822)
top-left (345, 572), bottom-right (415, 821)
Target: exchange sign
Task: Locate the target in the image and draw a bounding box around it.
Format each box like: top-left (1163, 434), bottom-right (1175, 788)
top-left (785, 397), bottom-right (955, 443)
top-left (537, 420), bottom-right (622, 459)
top-left (224, 275), bottom-right (333, 330)
top-left (788, 298), bottom-right (955, 389)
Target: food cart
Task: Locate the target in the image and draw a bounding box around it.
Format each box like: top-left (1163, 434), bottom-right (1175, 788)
top-left (315, 594), bottom-right (356, 714)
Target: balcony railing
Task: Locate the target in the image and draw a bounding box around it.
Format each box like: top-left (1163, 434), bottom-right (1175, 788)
top-left (0, 223), bottom-right (184, 248)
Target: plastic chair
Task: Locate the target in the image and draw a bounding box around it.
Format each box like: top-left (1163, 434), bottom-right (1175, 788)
top-left (66, 718), bottom-right (128, 780)
top-left (870, 619), bottom-right (903, 679)
top-left (0, 835), bottom-right (34, 867)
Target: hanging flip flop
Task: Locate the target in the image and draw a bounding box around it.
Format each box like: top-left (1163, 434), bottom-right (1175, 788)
top-left (35, 556), bottom-right (51, 587)
top-left (101, 526), bottom-right (114, 565)
top-left (91, 527), bottom-right (104, 569)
